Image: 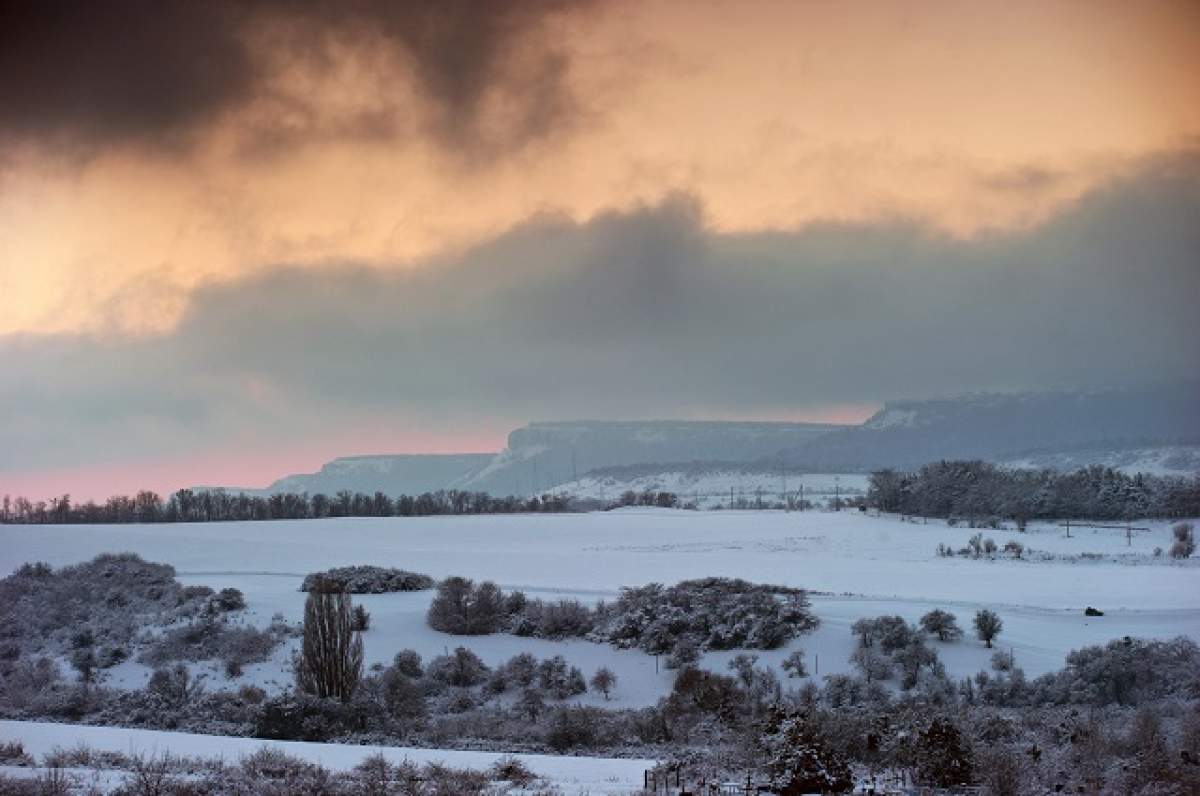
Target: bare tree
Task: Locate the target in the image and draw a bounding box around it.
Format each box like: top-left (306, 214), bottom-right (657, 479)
top-left (295, 578), bottom-right (363, 701)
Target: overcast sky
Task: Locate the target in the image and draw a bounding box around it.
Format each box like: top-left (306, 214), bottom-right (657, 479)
top-left (1, 0), bottom-right (1198, 498)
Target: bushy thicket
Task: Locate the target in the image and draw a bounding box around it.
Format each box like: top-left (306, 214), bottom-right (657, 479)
top-left (0, 487), bottom-right (575, 525)
top-left (301, 565), bottom-right (434, 593)
top-left (869, 460), bottom-right (1200, 521)
top-left (426, 576), bottom-right (819, 656)
top-left (595, 578), bottom-right (818, 657)
top-left (0, 554), bottom-right (252, 664)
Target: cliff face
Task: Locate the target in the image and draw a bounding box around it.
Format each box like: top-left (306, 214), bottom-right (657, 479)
top-left (260, 454), bottom-right (494, 496)
top-left (453, 420), bottom-right (845, 495)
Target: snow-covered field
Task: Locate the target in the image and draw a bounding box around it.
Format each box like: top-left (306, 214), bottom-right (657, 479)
top-left (1, 509), bottom-right (1195, 699)
top-left (1, 508), bottom-right (1196, 789)
top-left (0, 720), bottom-right (653, 794)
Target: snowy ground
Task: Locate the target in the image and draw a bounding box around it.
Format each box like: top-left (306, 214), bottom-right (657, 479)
top-left (1, 509), bottom-right (1195, 709)
top-left (0, 720), bottom-right (653, 794)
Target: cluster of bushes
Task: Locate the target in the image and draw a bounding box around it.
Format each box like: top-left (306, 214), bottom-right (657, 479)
top-left (0, 743), bottom-right (557, 795)
top-left (847, 610), bottom-right (1003, 689)
top-left (0, 555), bottom-right (262, 680)
top-left (0, 488), bottom-right (576, 525)
top-left (869, 460), bottom-right (1200, 521)
top-left (300, 565), bottom-right (434, 594)
top-left (612, 489), bottom-right (680, 508)
top-left (599, 578), bottom-right (819, 655)
top-left (426, 576), bottom-right (819, 660)
top-left (937, 534), bottom-right (1026, 560)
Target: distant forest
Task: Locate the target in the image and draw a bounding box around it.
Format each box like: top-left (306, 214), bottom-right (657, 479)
top-left (3, 461), bottom-right (1197, 525)
top-left (0, 488), bottom-right (578, 525)
top-left (868, 461), bottom-right (1200, 522)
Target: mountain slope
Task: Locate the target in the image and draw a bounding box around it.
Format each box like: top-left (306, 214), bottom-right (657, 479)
top-left (772, 383), bottom-right (1200, 472)
top-left (247, 454), bottom-right (495, 496)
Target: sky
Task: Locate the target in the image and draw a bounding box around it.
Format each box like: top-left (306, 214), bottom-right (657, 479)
top-left (1, 0), bottom-right (1198, 499)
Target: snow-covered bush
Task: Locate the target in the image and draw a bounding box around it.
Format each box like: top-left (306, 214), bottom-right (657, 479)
top-left (300, 565), bottom-right (433, 593)
top-left (594, 577), bottom-right (819, 653)
top-left (919, 609), bottom-right (963, 642)
top-left (427, 647), bottom-right (489, 688)
top-left (1170, 522), bottom-right (1195, 559)
top-left (536, 655), bottom-right (586, 699)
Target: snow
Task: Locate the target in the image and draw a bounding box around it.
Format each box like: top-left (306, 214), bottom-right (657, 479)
top-left (0, 720), bottom-right (653, 794)
top-left (1, 510), bottom-right (1196, 706)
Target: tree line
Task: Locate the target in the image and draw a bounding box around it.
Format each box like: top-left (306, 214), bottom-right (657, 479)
top-left (0, 487), bottom-right (576, 525)
top-left (868, 460), bottom-right (1200, 522)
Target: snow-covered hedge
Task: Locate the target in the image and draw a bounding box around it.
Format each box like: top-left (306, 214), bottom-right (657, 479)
top-left (301, 566), bottom-right (434, 594)
top-left (426, 575), bottom-right (819, 653)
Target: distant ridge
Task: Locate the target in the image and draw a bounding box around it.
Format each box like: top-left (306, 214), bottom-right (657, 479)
top-left (199, 384), bottom-right (1199, 498)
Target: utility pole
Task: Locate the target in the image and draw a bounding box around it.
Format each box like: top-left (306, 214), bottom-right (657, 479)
top-left (834, 476), bottom-right (840, 511)
top-left (781, 462), bottom-right (788, 512)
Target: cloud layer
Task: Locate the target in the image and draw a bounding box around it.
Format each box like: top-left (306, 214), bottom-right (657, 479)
top-left (2, 152), bottom-right (1197, 484)
top-left (0, 0), bottom-right (587, 158)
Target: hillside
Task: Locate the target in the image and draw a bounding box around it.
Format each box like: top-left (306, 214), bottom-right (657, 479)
top-left (229, 454), bottom-right (495, 497)
top-left (772, 383), bottom-right (1200, 473)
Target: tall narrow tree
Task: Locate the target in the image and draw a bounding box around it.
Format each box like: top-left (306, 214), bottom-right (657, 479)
top-left (296, 578), bottom-right (363, 701)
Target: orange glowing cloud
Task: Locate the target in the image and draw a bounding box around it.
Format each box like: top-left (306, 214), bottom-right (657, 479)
top-left (1, 0), bottom-right (1197, 337)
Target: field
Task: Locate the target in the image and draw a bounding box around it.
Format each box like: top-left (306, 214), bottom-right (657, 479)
top-left (1, 508), bottom-right (1197, 790)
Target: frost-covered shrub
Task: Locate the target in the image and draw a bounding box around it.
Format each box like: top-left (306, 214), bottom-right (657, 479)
top-left (545, 706), bottom-right (601, 751)
top-left (427, 647), bottom-right (489, 688)
top-left (919, 609), bottom-right (963, 642)
top-left (510, 598), bottom-right (595, 639)
top-left (0, 741), bottom-right (33, 767)
top-left (758, 710), bottom-right (853, 795)
top-left (853, 615), bottom-right (914, 653)
top-left (781, 649), bottom-right (808, 678)
top-left (426, 577), bottom-right (506, 634)
top-left (301, 566), bottom-right (434, 594)
top-left (1170, 522), bottom-right (1195, 559)
top-left (393, 649), bottom-right (424, 678)
top-left (213, 587), bottom-right (246, 612)
top-left (489, 755), bottom-right (536, 786)
top-left (1003, 540), bottom-right (1024, 559)
top-left (501, 653), bottom-right (538, 688)
top-left (536, 656), bottom-right (586, 699)
top-left (147, 664), bottom-right (205, 708)
top-left (595, 578), bottom-right (818, 653)
top-left (1033, 636), bottom-right (1200, 706)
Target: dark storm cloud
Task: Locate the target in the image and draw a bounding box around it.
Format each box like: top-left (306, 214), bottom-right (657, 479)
top-left (0, 0), bottom-right (588, 157)
top-left (1, 151), bottom-right (1198, 471)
